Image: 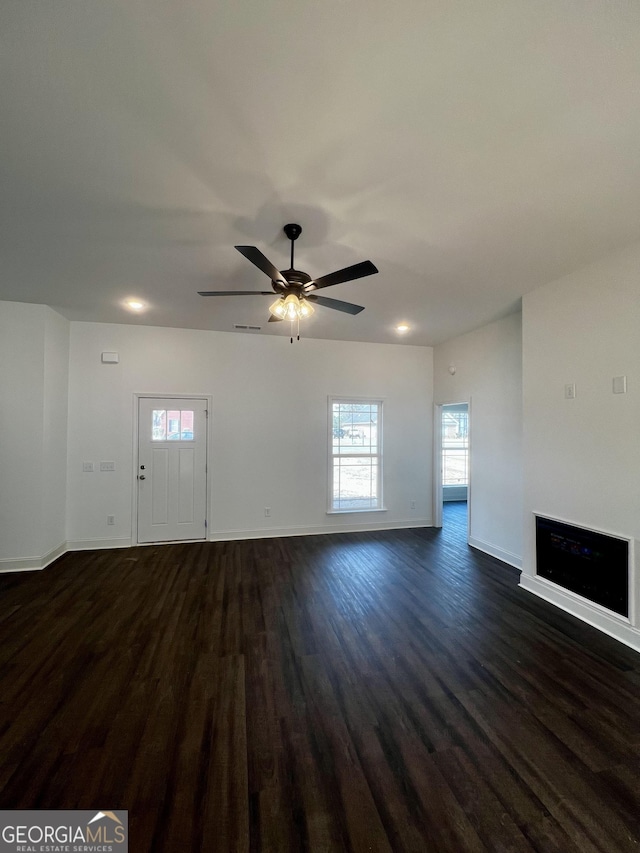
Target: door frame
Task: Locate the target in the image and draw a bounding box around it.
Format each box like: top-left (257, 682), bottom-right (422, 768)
top-left (433, 398), bottom-right (471, 539)
top-left (132, 393), bottom-right (213, 545)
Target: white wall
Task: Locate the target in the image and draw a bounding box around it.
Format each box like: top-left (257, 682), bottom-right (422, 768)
top-left (521, 241), bottom-right (640, 650)
top-left (41, 309), bottom-right (70, 558)
top-left (66, 323), bottom-right (433, 546)
top-left (0, 302), bottom-right (69, 569)
top-left (434, 313), bottom-right (523, 567)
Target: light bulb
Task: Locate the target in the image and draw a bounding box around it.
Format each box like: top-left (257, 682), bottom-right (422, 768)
top-left (283, 294), bottom-right (300, 321)
top-left (299, 299), bottom-right (314, 318)
top-left (269, 298), bottom-right (286, 319)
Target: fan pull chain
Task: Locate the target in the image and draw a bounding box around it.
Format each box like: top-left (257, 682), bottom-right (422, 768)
top-left (289, 315), bottom-right (301, 343)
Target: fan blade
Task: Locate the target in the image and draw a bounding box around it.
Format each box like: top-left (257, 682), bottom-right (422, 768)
top-left (235, 246), bottom-right (286, 283)
top-left (306, 294), bottom-right (364, 315)
top-left (268, 314), bottom-right (283, 323)
top-left (305, 260), bottom-right (378, 292)
top-left (198, 290), bottom-right (274, 296)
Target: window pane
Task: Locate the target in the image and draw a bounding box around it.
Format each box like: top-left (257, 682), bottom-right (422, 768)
top-left (151, 408), bottom-right (196, 441)
top-left (332, 403), bottom-right (378, 453)
top-left (330, 399), bottom-right (381, 511)
top-left (442, 449), bottom-right (468, 484)
top-left (180, 410), bottom-right (194, 440)
top-left (442, 409), bottom-right (469, 485)
top-left (167, 410), bottom-right (181, 440)
top-left (332, 457), bottom-right (378, 511)
top-left (152, 410), bottom-right (166, 441)
top-left (368, 414), bottom-right (378, 453)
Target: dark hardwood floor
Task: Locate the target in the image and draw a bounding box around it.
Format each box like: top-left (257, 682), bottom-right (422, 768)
top-left (1, 502), bottom-right (639, 851)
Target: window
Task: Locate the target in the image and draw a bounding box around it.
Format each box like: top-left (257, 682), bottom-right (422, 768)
top-left (152, 409), bottom-right (195, 441)
top-left (442, 405), bottom-right (468, 485)
top-left (329, 399), bottom-right (382, 512)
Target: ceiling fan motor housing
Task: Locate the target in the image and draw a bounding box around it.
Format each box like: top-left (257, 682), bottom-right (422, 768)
top-left (275, 268), bottom-right (313, 294)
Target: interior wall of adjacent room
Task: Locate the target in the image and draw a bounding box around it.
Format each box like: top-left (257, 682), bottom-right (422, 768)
top-left (521, 240), bottom-right (640, 583)
top-left (434, 312), bottom-right (523, 568)
top-left (42, 308), bottom-right (70, 559)
top-left (66, 322), bottom-right (433, 546)
top-left (0, 302), bottom-right (69, 566)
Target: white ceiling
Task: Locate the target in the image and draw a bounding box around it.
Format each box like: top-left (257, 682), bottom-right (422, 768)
top-left (2, 1), bottom-right (640, 346)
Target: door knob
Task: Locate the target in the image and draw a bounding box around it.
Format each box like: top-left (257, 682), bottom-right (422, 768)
top-left (138, 475), bottom-right (146, 480)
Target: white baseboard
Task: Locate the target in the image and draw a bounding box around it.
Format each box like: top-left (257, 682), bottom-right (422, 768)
top-left (209, 518), bottom-right (432, 542)
top-left (519, 574), bottom-right (640, 655)
top-left (0, 559), bottom-right (46, 574)
top-left (66, 537), bottom-right (133, 551)
top-left (468, 536), bottom-right (522, 569)
top-left (0, 542), bottom-right (66, 574)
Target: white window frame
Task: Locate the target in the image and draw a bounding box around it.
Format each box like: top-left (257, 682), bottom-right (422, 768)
top-left (327, 396), bottom-right (385, 514)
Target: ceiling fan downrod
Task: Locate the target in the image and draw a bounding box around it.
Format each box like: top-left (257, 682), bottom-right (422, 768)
top-left (283, 222), bottom-right (302, 271)
top-left (284, 224), bottom-right (303, 341)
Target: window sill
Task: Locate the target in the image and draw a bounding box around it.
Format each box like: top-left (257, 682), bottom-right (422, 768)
top-left (327, 507), bottom-right (388, 515)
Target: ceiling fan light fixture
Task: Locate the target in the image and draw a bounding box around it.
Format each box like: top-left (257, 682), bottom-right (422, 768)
top-left (269, 297), bottom-right (287, 319)
top-left (270, 293), bottom-right (314, 321)
top-left (283, 294), bottom-right (300, 321)
top-left (298, 298), bottom-right (314, 319)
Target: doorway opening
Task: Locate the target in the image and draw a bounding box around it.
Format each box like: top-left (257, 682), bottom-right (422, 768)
top-left (433, 401), bottom-right (470, 539)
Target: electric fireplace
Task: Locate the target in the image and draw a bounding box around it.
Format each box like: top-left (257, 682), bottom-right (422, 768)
top-left (535, 515), bottom-right (629, 617)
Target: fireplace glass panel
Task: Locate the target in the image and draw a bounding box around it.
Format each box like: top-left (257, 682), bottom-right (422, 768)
top-left (535, 516), bottom-right (628, 617)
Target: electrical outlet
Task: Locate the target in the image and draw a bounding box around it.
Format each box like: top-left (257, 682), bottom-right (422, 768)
top-left (410, 500), bottom-right (416, 510)
top-left (107, 515), bottom-right (115, 525)
top-left (264, 507), bottom-right (271, 518)
top-left (564, 383), bottom-right (576, 399)
top-left (82, 462), bottom-right (94, 472)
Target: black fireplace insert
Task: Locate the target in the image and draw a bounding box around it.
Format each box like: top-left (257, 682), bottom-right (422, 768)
top-left (535, 516), bottom-right (629, 617)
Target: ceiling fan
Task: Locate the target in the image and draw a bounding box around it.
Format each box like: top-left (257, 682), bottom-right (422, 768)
top-left (198, 224), bottom-right (378, 339)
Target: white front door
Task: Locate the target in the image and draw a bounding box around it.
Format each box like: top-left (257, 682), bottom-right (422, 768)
top-left (137, 397), bottom-right (208, 543)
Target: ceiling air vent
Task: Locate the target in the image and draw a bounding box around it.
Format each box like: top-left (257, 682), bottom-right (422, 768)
top-left (233, 324), bottom-right (262, 331)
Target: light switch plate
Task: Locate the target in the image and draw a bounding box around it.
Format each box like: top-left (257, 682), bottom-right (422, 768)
top-left (613, 375), bottom-right (627, 394)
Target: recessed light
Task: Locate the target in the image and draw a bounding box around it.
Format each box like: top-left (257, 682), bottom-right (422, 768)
top-left (395, 323), bottom-right (410, 333)
top-left (124, 299), bottom-right (145, 312)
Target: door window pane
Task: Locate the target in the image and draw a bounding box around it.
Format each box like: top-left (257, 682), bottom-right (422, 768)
top-left (152, 410), bottom-right (167, 441)
top-left (180, 410), bottom-right (194, 440)
top-left (151, 409), bottom-right (195, 441)
top-left (167, 410), bottom-right (181, 440)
